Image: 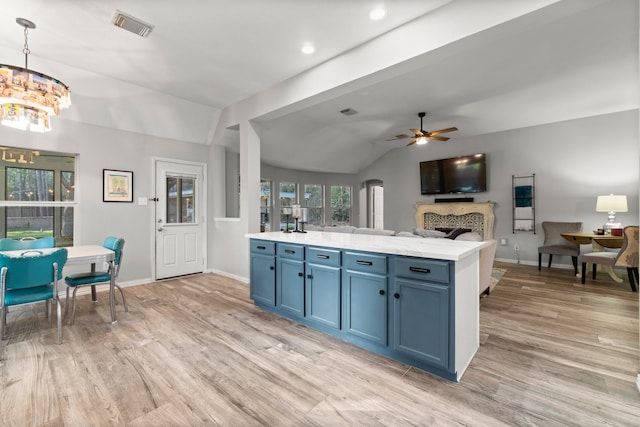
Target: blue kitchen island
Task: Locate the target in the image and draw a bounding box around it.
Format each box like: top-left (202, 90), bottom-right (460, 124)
top-left (246, 231), bottom-right (487, 382)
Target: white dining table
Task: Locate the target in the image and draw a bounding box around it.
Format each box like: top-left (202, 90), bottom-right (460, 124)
top-left (3, 245), bottom-right (118, 323)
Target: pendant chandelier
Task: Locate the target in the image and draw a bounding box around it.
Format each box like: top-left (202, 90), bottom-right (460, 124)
top-left (0, 18), bottom-right (71, 132)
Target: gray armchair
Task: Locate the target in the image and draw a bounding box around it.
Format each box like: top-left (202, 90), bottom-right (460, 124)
top-left (538, 221), bottom-right (583, 274)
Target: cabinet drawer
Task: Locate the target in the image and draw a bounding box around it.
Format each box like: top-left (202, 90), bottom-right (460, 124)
top-left (277, 243), bottom-right (304, 260)
top-left (250, 240), bottom-right (275, 255)
top-left (307, 247), bottom-right (341, 267)
top-left (344, 251), bottom-right (386, 275)
top-left (394, 257), bottom-right (450, 284)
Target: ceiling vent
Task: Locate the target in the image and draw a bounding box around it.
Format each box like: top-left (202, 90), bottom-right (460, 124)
top-left (112, 10), bottom-right (154, 37)
top-left (340, 108), bottom-right (358, 116)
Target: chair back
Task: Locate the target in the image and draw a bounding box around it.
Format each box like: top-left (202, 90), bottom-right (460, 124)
top-left (0, 248), bottom-right (68, 290)
top-left (103, 237), bottom-right (125, 276)
top-left (615, 226), bottom-right (639, 268)
top-left (0, 236), bottom-right (56, 251)
top-left (541, 221), bottom-right (582, 247)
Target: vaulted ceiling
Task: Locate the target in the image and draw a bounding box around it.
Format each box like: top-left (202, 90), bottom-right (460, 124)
top-left (1, 0), bottom-right (637, 173)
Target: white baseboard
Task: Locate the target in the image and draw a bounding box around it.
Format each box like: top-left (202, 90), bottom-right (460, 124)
top-left (207, 268), bottom-right (249, 284)
top-left (56, 277), bottom-right (153, 298)
top-left (55, 271), bottom-right (250, 301)
top-left (494, 257), bottom-right (575, 269)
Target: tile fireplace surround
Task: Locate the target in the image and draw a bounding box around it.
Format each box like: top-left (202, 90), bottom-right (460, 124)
top-left (415, 202), bottom-right (495, 240)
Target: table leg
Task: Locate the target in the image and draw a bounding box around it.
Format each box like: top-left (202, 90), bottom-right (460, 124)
top-left (90, 263), bottom-right (97, 302)
top-left (589, 241), bottom-right (623, 283)
top-left (108, 260), bottom-right (117, 324)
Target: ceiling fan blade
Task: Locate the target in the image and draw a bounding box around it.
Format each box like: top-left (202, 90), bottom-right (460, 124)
top-left (409, 128), bottom-right (424, 136)
top-left (429, 135), bottom-right (450, 141)
top-left (429, 127), bottom-right (458, 135)
top-left (406, 139), bottom-right (417, 146)
top-left (386, 134), bottom-right (411, 141)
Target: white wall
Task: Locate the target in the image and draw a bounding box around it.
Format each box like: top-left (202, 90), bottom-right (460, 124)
top-left (358, 110), bottom-right (639, 267)
top-left (0, 119), bottom-right (209, 284)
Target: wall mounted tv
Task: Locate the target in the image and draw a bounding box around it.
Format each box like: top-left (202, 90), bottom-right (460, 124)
top-left (420, 153), bottom-right (487, 195)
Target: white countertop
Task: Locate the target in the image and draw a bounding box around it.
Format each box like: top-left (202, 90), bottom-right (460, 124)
top-left (246, 231), bottom-right (487, 261)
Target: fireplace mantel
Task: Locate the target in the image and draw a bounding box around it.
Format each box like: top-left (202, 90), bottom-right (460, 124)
top-left (415, 202), bottom-right (496, 240)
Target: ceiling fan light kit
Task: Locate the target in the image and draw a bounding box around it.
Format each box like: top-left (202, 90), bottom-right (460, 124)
top-left (386, 112), bottom-right (458, 147)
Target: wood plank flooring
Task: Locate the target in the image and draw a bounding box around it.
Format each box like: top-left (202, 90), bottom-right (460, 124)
top-left (1, 262), bottom-right (639, 426)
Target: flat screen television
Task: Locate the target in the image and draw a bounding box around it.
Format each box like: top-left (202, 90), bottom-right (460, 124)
top-left (420, 153), bottom-right (487, 195)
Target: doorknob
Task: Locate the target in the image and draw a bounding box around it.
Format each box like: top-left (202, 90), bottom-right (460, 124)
top-left (158, 227), bottom-right (164, 232)
top-left (158, 219), bottom-right (163, 223)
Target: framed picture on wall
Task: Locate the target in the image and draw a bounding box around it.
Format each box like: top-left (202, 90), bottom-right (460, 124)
top-left (103, 169), bottom-right (133, 202)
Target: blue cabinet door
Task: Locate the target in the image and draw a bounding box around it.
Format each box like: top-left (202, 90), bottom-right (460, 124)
top-left (250, 253), bottom-right (275, 306)
top-left (392, 278), bottom-right (449, 370)
top-left (343, 270), bottom-right (387, 346)
top-left (305, 263), bottom-right (341, 329)
top-left (277, 258), bottom-right (305, 318)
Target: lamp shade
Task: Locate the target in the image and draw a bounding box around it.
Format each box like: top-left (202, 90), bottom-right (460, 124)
top-left (596, 194), bottom-right (628, 212)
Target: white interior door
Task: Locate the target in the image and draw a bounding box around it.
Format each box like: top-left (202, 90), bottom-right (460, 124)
top-left (155, 160), bottom-right (205, 279)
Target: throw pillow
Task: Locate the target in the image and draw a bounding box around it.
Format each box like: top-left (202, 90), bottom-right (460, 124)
top-left (413, 228), bottom-right (446, 238)
top-left (455, 232), bottom-right (482, 241)
top-left (445, 228), bottom-right (472, 239)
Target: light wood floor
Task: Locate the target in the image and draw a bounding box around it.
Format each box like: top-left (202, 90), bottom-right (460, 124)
top-left (1, 262), bottom-right (638, 426)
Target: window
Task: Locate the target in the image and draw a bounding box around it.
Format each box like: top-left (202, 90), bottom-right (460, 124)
top-left (279, 182), bottom-right (297, 231)
top-left (0, 147), bottom-right (76, 246)
top-left (330, 185), bottom-right (351, 226)
top-left (303, 184), bottom-right (323, 225)
top-left (60, 171), bottom-right (75, 241)
top-left (260, 179), bottom-right (272, 232)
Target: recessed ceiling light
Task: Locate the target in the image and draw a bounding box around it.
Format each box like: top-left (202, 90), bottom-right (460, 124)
top-left (301, 44), bottom-right (315, 54)
top-left (369, 8), bottom-right (386, 21)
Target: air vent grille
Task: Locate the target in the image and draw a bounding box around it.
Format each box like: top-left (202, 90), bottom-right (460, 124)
top-left (340, 108), bottom-right (358, 116)
top-left (112, 10), bottom-right (154, 38)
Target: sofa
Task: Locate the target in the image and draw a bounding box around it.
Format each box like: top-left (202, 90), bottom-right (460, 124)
top-left (304, 225), bottom-right (498, 296)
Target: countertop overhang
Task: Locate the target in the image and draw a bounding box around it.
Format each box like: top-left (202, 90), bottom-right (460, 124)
top-left (246, 231), bottom-right (487, 261)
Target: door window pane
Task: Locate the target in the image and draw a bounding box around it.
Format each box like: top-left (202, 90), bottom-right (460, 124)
top-left (331, 185), bottom-right (351, 226)
top-left (166, 176), bottom-right (196, 224)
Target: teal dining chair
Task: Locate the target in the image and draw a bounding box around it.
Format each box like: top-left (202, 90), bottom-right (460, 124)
top-left (64, 237), bottom-right (127, 325)
top-left (0, 236), bottom-right (56, 251)
top-left (0, 248), bottom-right (68, 344)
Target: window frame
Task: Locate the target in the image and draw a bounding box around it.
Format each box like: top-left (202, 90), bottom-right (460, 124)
top-left (0, 151), bottom-right (77, 246)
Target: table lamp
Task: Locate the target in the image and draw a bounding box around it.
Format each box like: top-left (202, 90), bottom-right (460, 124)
top-left (596, 194), bottom-right (627, 234)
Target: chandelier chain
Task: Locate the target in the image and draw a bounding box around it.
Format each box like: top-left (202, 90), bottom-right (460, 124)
top-left (2, 17), bottom-right (71, 132)
top-left (22, 25), bottom-right (30, 69)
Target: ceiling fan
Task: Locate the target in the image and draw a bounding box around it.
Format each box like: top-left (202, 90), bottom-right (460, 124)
top-left (386, 112), bottom-right (458, 146)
